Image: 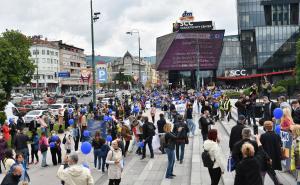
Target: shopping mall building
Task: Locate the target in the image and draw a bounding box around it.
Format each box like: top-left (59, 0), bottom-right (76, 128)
top-left (156, 1), bottom-right (299, 88)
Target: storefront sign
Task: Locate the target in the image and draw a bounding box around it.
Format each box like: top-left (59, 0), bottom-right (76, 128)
top-left (179, 11), bottom-right (194, 22)
top-left (58, 72), bottom-right (70, 78)
top-left (173, 21), bottom-right (214, 32)
top-left (226, 69), bottom-right (247, 77)
top-left (81, 69), bottom-right (91, 82)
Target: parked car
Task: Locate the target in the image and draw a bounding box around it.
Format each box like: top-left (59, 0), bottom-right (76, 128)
top-left (17, 105), bottom-right (34, 116)
top-left (24, 110), bottom-right (49, 125)
top-left (31, 101), bottom-right (48, 109)
top-left (44, 97), bottom-right (56, 105)
top-left (63, 96), bottom-right (77, 104)
top-left (48, 103), bottom-right (68, 117)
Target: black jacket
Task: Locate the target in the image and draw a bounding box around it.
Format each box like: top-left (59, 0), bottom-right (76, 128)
top-left (173, 121), bottom-right (189, 143)
top-left (142, 122), bottom-right (156, 140)
top-left (165, 132), bottom-right (177, 150)
top-left (0, 173), bottom-right (20, 185)
top-left (157, 118), bottom-right (166, 134)
top-left (234, 147), bottom-right (264, 185)
top-left (263, 101), bottom-right (277, 121)
top-left (199, 116), bottom-right (213, 134)
top-left (186, 108), bottom-right (193, 119)
top-left (292, 107), bottom-right (300, 124)
top-left (232, 138), bottom-right (258, 165)
top-left (14, 133), bottom-right (29, 150)
top-left (260, 131), bottom-right (282, 170)
top-left (235, 100), bottom-right (246, 116)
top-left (229, 122), bottom-right (246, 151)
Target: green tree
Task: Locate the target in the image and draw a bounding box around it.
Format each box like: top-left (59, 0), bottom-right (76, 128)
top-left (0, 30), bottom-right (35, 101)
top-left (296, 38), bottom-right (300, 84)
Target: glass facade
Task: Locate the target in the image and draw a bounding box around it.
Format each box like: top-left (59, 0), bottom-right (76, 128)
top-left (218, 35), bottom-right (243, 76)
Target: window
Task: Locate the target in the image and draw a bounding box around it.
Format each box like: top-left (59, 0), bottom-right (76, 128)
top-left (55, 52), bottom-right (58, 56)
top-left (47, 50), bottom-right (50, 55)
top-left (42, 50), bottom-right (45, 55)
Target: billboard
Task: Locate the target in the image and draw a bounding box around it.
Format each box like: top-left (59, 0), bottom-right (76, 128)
top-left (157, 31), bottom-right (225, 71)
top-left (97, 69), bottom-right (107, 83)
top-left (173, 21), bottom-right (214, 32)
top-left (80, 69), bottom-right (91, 82)
top-left (58, 72), bottom-right (70, 78)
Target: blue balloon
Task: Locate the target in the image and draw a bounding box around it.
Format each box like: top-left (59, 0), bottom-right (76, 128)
top-left (273, 108), bottom-right (283, 119)
top-left (52, 135), bottom-right (59, 142)
top-left (81, 142), bottom-right (92, 155)
top-left (214, 103), bottom-right (219, 109)
top-left (68, 119), bottom-right (74, 125)
top-left (108, 116), bottom-right (113, 121)
top-left (104, 115), bottom-right (109, 122)
top-left (68, 108), bottom-right (73, 113)
top-left (81, 108), bottom-right (86, 114)
top-left (108, 109), bottom-right (113, 114)
top-left (49, 142), bottom-right (56, 148)
top-left (275, 124), bottom-right (281, 135)
top-left (83, 130), bottom-right (90, 137)
top-left (9, 118), bottom-right (14, 124)
top-left (138, 141), bottom-right (144, 148)
top-left (106, 135), bottom-right (112, 142)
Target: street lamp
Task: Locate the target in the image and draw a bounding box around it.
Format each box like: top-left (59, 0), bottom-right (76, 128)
top-left (90, 0), bottom-right (100, 105)
top-left (126, 30), bottom-right (141, 91)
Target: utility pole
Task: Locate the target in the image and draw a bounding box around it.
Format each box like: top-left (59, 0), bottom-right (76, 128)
top-left (196, 39), bottom-right (200, 91)
top-left (90, 0), bottom-right (100, 105)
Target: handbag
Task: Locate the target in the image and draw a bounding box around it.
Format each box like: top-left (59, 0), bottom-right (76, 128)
top-left (227, 155), bottom-right (235, 172)
top-left (185, 137), bottom-right (189, 144)
top-left (281, 147), bottom-right (289, 160)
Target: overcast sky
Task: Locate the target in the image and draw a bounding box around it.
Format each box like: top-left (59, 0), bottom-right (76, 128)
top-left (0, 0), bottom-right (237, 57)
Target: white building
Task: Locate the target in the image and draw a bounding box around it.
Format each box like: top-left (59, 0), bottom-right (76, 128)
top-left (30, 37), bottom-right (60, 92)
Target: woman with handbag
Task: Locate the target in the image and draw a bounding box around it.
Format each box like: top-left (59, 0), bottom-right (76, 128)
top-left (106, 140), bottom-right (123, 185)
top-left (39, 132), bottom-right (49, 167)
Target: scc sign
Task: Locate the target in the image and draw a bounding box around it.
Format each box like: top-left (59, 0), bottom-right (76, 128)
top-left (228, 69), bottom-right (247, 77)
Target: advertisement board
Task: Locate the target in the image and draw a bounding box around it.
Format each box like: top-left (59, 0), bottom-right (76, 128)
top-left (97, 69), bottom-right (108, 83)
top-left (58, 72), bottom-right (70, 78)
top-left (80, 69), bottom-right (91, 82)
top-left (173, 21), bottom-right (214, 32)
top-left (157, 31), bottom-right (224, 71)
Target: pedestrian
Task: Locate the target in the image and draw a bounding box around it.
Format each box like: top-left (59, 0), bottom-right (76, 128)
top-left (261, 96), bottom-right (277, 122)
top-left (203, 129), bottom-right (225, 185)
top-left (15, 153), bottom-right (30, 183)
top-left (0, 134), bottom-right (8, 174)
top-left (186, 103), bottom-right (195, 137)
top-left (245, 96), bottom-right (256, 126)
top-left (49, 113), bottom-right (56, 132)
top-left (157, 113), bottom-right (166, 154)
top-left (232, 128), bottom-right (258, 166)
top-left (13, 128), bottom-right (29, 169)
top-left (92, 131), bottom-right (102, 170)
top-left (29, 130), bottom-right (39, 165)
top-left (173, 115), bottom-right (189, 164)
top-left (9, 119), bottom-right (17, 148)
top-left (99, 139), bottom-right (110, 172)
top-left (58, 109), bottom-right (64, 134)
top-left (57, 152), bottom-right (94, 185)
top-left (229, 115), bottom-right (246, 152)
top-left (80, 112), bottom-right (88, 141)
top-left (38, 114), bottom-right (48, 137)
top-left (281, 107), bottom-right (294, 131)
top-left (199, 110), bottom-right (214, 141)
top-left (0, 164), bottom-right (22, 185)
top-left (292, 100), bottom-right (300, 124)
top-left (106, 140), bottom-right (123, 185)
top-left (72, 124), bottom-right (80, 151)
top-left (120, 122), bottom-right (132, 156)
top-left (1, 122), bottom-right (10, 142)
top-left (291, 125), bottom-right (300, 185)
top-left (39, 132), bottom-right (49, 167)
top-left (49, 131), bottom-right (62, 166)
top-left (64, 127), bottom-right (74, 154)
top-left (260, 121), bottom-right (282, 184)
top-left (222, 96), bottom-right (232, 121)
top-left (164, 123), bottom-right (178, 179)
top-left (16, 115), bottom-right (25, 131)
top-left (235, 97), bottom-right (246, 117)
top-left (234, 136), bottom-right (264, 185)
top-left (141, 117), bottom-right (156, 159)
top-left (3, 149), bottom-right (15, 174)
top-left (150, 104), bottom-right (156, 123)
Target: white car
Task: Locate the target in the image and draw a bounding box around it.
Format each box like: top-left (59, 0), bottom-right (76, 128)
top-left (31, 101), bottom-right (48, 109)
top-left (48, 103), bottom-right (68, 117)
top-left (24, 110), bottom-right (48, 124)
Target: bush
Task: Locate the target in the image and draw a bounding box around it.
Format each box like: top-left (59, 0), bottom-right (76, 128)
top-left (272, 86), bottom-right (287, 95)
top-left (274, 78), bottom-right (296, 88)
top-left (224, 90), bottom-right (241, 98)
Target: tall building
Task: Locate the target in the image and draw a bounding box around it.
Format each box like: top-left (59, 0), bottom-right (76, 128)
top-left (30, 37), bottom-right (60, 92)
top-left (53, 41), bottom-right (86, 92)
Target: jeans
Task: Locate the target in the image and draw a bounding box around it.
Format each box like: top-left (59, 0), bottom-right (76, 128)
top-left (208, 167), bottom-right (221, 185)
top-left (142, 137), bottom-right (154, 158)
top-left (201, 132), bottom-right (208, 142)
top-left (165, 148), bottom-right (175, 178)
top-left (175, 143), bottom-right (185, 161)
top-left (50, 148), bottom-right (61, 165)
top-left (94, 149), bottom-right (102, 169)
top-left (30, 145), bottom-right (39, 163)
top-left (187, 119), bottom-right (195, 136)
top-left (41, 151), bottom-right (47, 167)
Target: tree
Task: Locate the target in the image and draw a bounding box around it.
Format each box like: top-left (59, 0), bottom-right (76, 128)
top-left (0, 30), bottom-right (35, 101)
top-left (296, 38), bottom-right (300, 84)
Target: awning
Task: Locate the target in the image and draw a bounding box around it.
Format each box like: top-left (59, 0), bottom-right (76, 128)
top-left (217, 70), bottom-right (294, 80)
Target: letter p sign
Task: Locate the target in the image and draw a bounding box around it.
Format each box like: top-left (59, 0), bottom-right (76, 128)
top-left (98, 69), bottom-right (107, 83)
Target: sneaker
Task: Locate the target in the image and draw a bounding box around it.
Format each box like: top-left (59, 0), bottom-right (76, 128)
top-left (180, 160), bottom-right (183, 164)
top-left (140, 157), bottom-right (145, 160)
top-left (171, 174), bottom-right (176, 177)
top-left (165, 176), bottom-right (173, 179)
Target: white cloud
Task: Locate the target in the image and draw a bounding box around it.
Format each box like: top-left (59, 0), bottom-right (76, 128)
top-left (0, 0), bottom-right (237, 56)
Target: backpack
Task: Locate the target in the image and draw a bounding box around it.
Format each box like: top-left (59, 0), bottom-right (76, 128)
top-left (202, 150), bottom-right (215, 168)
top-left (177, 125), bottom-right (187, 139)
top-left (62, 134), bottom-right (66, 144)
top-left (147, 123), bottom-right (156, 136)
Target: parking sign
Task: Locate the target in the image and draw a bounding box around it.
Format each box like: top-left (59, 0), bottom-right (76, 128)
top-left (97, 69), bottom-right (107, 83)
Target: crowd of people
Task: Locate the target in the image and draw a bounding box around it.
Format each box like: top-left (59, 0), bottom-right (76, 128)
top-left (0, 86), bottom-right (299, 185)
